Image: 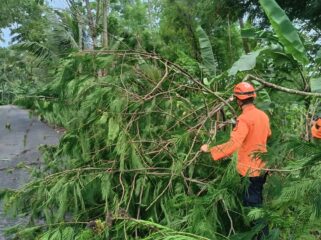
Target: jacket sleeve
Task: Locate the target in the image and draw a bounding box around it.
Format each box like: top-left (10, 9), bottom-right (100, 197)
top-left (210, 119), bottom-right (249, 161)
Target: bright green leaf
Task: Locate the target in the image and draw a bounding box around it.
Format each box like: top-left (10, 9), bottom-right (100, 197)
top-left (310, 78), bottom-right (321, 93)
top-left (228, 50), bottom-right (263, 76)
top-left (259, 0), bottom-right (308, 64)
top-left (196, 26), bottom-right (217, 76)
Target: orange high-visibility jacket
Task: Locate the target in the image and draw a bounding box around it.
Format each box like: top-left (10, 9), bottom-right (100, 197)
top-left (311, 119), bottom-right (321, 139)
top-left (210, 104), bottom-right (271, 177)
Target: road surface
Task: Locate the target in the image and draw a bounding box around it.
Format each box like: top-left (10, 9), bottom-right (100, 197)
top-left (0, 105), bottom-right (60, 239)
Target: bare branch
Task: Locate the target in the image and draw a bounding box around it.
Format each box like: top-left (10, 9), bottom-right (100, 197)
top-left (79, 50), bottom-right (236, 115)
top-left (143, 61), bottom-right (169, 100)
top-left (244, 74), bottom-right (321, 97)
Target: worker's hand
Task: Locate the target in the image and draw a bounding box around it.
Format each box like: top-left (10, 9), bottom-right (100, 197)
top-left (200, 144), bottom-right (209, 153)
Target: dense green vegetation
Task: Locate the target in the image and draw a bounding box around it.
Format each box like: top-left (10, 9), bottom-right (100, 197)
top-left (1, 0), bottom-right (321, 239)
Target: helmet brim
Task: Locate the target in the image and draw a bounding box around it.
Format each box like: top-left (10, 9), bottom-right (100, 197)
top-left (234, 92), bottom-right (256, 100)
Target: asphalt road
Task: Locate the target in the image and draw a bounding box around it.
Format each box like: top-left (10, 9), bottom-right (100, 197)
top-left (0, 105), bottom-right (60, 239)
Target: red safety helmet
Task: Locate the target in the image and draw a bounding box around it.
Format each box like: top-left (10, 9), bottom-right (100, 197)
top-left (233, 82), bottom-right (256, 100)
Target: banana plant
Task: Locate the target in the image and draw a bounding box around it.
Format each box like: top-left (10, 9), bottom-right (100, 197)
top-left (259, 0), bottom-right (308, 64)
top-left (196, 26), bottom-right (217, 77)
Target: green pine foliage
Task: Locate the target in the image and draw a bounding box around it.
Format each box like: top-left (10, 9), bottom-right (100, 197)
top-left (1, 0), bottom-right (321, 240)
top-left (2, 52), bottom-right (241, 239)
top-left (5, 49), bottom-right (321, 239)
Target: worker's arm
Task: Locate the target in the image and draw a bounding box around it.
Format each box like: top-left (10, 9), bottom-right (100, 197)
top-left (210, 119), bottom-right (249, 160)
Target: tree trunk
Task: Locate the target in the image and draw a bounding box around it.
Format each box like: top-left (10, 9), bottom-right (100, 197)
top-left (238, 17), bottom-right (250, 54)
top-left (67, 0), bottom-right (83, 50)
top-left (227, 14), bottom-right (233, 66)
top-left (100, 0), bottom-right (109, 77)
top-left (77, 14), bottom-right (83, 50)
top-left (102, 0), bottom-right (109, 48)
top-left (84, 0), bottom-right (97, 49)
top-left (147, 0), bottom-right (153, 29)
top-left (77, 17), bottom-right (83, 74)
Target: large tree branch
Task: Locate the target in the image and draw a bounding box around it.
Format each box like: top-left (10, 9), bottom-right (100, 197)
top-left (244, 74), bottom-right (321, 97)
top-left (80, 50), bottom-right (236, 115)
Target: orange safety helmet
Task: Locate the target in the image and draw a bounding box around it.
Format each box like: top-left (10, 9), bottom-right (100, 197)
top-left (233, 82), bottom-right (256, 100)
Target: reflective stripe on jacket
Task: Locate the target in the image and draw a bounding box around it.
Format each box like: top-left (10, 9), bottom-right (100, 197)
top-left (210, 104), bottom-right (271, 177)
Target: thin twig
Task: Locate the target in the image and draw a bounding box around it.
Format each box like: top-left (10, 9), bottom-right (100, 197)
top-left (146, 176), bottom-right (173, 211)
top-left (119, 172), bottom-right (125, 206)
top-left (126, 173), bottom-right (138, 212)
top-left (221, 199), bottom-right (236, 236)
top-left (143, 61), bottom-right (169, 100)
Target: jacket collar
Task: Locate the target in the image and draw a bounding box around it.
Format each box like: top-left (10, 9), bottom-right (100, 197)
top-left (241, 104), bottom-right (255, 113)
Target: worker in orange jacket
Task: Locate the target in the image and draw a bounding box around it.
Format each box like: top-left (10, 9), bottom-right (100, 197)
top-left (311, 117), bottom-right (321, 140)
top-left (200, 82), bottom-right (271, 239)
